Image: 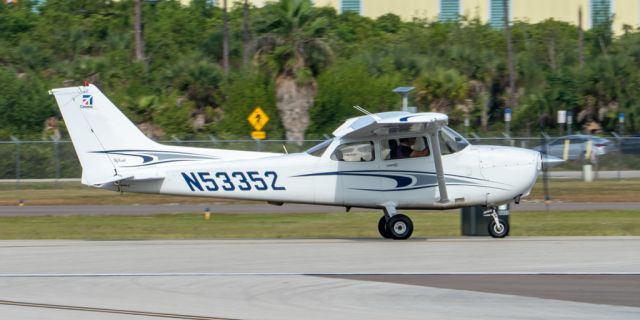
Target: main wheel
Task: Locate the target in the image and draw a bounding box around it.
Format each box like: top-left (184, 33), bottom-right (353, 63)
top-left (378, 216), bottom-right (392, 239)
top-left (386, 214), bottom-right (413, 240)
top-left (488, 218), bottom-right (509, 238)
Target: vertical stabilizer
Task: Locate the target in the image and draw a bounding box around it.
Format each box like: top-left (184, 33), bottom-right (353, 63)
top-left (50, 84), bottom-right (159, 185)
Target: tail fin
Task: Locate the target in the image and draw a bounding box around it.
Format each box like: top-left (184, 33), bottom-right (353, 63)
top-left (50, 84), bottom-right (160, 185)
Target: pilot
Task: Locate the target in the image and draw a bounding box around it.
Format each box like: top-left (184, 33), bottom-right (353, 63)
top-left (388, 139), bottom-right (398, 159)
top-left (396, 138), bottom-right (414, 159)
top-left (410, 137), bottom-right (430, 157)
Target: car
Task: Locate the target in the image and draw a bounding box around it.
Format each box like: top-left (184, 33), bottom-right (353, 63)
top-left (533, 134), bottom-right (616, 161)
top-left (620, 134), bottom-right (640, 154)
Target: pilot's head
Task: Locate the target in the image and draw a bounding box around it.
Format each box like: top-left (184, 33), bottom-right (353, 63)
top-left (400, 137), bottom-right (415, 146)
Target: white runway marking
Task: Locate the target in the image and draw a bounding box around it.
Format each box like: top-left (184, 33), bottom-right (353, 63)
top-left (0, 271), bottom-right (639, 277)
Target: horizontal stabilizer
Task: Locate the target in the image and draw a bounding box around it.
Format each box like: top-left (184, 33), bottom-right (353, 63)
top-left (90, 174), bottom-right (165, 187)
top-left (90, 175), bottom-right (134, 187)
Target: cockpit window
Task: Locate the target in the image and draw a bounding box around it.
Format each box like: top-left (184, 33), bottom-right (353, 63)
top-left (382, 136), bottom-right (430, 160)
top-left (331, 141), bottom-right (375, 162)
top-left (306, 139), bottom-right (332, 157)
top-left (438, 126), bottom-right (470, 154)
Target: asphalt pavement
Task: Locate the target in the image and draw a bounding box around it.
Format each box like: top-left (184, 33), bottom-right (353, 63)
top-left (0, 238), bottom-right (638, 319)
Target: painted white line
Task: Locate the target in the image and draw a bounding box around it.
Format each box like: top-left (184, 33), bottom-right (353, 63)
top-left (0, 272), bottom-right (638, 277)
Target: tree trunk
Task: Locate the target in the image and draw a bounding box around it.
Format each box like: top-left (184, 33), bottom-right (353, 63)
top-left (134, 0), bottom-right (145, 62)
top-left (503, 0), bottom-right (516, 109)
top-left (547, 38), bottom-right (557, 71)
top-left (578, 6), bottom-right (584, 68)
top-left (222, 0), bottom-right (229, 74)
top-left (275, 75), bottom-right (316, 144)
top-left (480, 90), bottom-right (490, 131)
top-left (242, 0), bottom-right (250, 67)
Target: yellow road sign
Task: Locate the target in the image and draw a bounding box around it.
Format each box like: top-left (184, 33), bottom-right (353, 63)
top-left (247, 107), bottom-right (269, 131)
top-left (251, 131), bottom-right (266, 140)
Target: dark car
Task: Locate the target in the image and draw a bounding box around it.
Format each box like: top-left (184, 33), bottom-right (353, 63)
top-left (533, 135), bottom-right (616, 160)
top-left (620, 134), bottom-right (640, 154)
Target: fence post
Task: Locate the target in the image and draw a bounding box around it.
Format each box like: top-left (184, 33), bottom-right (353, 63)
top-left (52, 135), bottom-right (61, 186)
top-left (208, 134), bottom-right (218, 149)
top-left (10, 136), bottom-right (20, 190)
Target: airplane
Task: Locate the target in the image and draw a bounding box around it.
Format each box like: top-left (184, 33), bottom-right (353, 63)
top-left (50, 83), bottom-right (541, 240)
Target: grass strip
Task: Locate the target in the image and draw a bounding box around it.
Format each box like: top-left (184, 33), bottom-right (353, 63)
top-left (0, 210), bottom-right (639, 240)
top-left (1, 179), bottom-right (639, 206)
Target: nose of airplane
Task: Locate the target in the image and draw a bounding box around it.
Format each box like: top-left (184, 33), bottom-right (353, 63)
top-left (478, 146), bottom-right (540, 197)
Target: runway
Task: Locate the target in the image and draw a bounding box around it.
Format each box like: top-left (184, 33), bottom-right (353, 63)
top-left (1, 201), bottom-right (639, 216)
top-left (0, 238), bottom-right (639, 319)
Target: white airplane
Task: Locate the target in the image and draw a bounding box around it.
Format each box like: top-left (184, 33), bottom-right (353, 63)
top-left (50, 84), bottom-right (541, 240)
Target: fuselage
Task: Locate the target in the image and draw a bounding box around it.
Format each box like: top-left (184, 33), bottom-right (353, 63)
top-left (115, 132), bottom-right (541, 210)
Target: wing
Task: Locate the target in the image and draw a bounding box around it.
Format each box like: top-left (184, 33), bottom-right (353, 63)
top-left (332, 112), bottom-right (448, 139)
top-left (333, 111), bottom-right (451, 203)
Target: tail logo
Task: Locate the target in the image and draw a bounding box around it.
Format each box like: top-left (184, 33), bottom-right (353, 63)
top-left (81, 94), bottom-right (93, 108)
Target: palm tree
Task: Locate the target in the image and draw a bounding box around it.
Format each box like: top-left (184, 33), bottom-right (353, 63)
top-left (253, 0), bottom-right (332, 143)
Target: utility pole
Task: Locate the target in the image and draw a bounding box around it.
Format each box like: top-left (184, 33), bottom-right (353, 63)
top-left (223, 0), bottom-right (230, 74)
top-left (242, 0), bottom-right (250, 67)
top-left (503, 0), bottom-right (516, 109)
top-left (134, 0), bottom-right (145, 62)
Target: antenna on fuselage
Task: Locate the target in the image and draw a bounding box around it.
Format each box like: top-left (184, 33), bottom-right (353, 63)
top-left (353, 105), bottom-right (381, 121)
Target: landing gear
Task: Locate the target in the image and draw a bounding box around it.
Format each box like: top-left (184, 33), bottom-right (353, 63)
top-left (378, 216), bottom-right (392, 239)
top-left (387, 214), bottom-right (413, 240)
top-left (379, 205), bottom-right (414, 240)
top-left (486, 207), bottom-right (509, 238)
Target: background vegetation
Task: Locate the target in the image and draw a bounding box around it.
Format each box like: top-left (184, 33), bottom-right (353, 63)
top-left (1, 0), bottom-right (638, 141)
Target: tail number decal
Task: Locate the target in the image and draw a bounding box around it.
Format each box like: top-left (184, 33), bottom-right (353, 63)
top-left (181, 171), bottom-right (286, 192)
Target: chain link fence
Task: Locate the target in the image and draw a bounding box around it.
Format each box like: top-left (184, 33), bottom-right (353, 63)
top-left (1, 136), bottom-right (639, 183)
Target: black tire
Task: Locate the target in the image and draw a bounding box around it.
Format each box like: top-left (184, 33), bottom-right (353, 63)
top-left (488, 218), bottom-right (509, 238)
top-left (378, 216), bottom-right (392, 239)
top-left (386, 214), bottom-right (413, 240)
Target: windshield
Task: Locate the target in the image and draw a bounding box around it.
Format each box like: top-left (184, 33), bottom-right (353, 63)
top-left (305, 139), bottom-right (333, 157)
top-left (438, 126), bottom-right (470, 154)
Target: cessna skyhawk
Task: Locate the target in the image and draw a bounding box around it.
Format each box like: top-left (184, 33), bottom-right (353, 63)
top-left (51, 84), bottom-right (541, 240)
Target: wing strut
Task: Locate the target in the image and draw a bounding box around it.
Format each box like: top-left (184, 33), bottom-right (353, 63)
top-left (429, 131), bottom-right (449, 203)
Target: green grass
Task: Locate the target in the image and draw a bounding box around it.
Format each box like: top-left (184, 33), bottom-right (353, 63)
top-left (0, 181), bottom-right (247, 206)
top-left (0, 210), bottom-right (638, 240)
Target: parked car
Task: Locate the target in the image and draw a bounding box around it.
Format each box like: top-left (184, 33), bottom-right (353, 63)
top-left (620, 134), bottom-right (640, 154)
top-left (533, 135), bottom-right (616, 160)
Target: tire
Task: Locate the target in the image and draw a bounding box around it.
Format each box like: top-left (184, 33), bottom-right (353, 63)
top-left (488, 218), bottom-right (509, 238)
top-left (378, 216), bottom-right (392, 239)
top-left (386, 214), bottom-right (413, 240)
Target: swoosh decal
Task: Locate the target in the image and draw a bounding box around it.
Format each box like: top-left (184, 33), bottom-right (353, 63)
top-left (295, 170), bottom-right (511, 192)
top-left (91, 150), bottom-right (218, 167)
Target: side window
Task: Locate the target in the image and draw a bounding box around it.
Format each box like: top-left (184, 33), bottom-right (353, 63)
top-left (439, 132), bottom-right (453, 155)
top-left (331, 141), bottom-right (375, 162)
top-left (382, 136), bottom-right (430, 160)
top-left (549, 139), bottom-right (564, 146)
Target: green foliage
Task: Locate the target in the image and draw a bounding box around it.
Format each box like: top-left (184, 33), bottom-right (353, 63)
top-left (217, 71), bottom-right (283, 139)
top-left (309, 59), bottom-right (402, 136)
top-left (153, 94), bottom-right (194, 137)
top-left (0, 68), bottom-right (56, 137)
top-left (415, 68), bottom-right (469, 111)
top-left (2, 0), bottom-right (640, 140)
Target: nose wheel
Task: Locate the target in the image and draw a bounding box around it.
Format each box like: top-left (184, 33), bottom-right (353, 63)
top-left (486, 208), bottom-right (510, 238)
